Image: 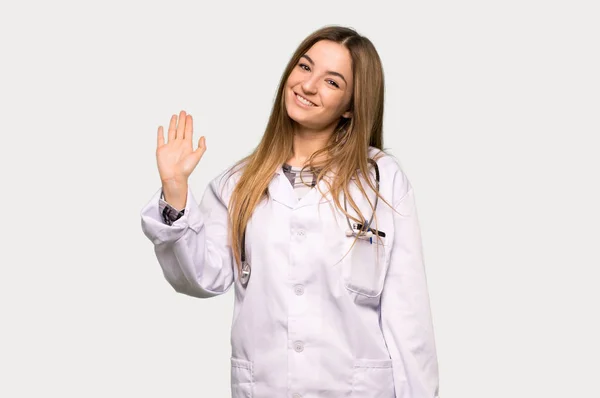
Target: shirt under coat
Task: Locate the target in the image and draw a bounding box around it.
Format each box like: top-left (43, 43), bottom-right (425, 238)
top-left (140, 147), bottom-right (440, 398)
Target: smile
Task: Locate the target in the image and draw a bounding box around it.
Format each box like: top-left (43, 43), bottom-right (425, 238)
top-left (294, 92), bottom-right (316, 107)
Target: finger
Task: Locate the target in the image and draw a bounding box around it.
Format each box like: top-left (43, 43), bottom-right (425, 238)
top-left (195, 136), bottom-right (207, 159)
top-left (157, 126), bottom-right (165, 148)
top-left (184, 115), bottom-right (193, 143)
top-left (167, 114), bottom-right (177, 142)
top-left (176, 110), bottom-right (187, 139)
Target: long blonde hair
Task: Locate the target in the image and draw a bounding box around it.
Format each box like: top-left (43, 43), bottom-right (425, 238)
top-left (223, 25), bottom-right (393, 274)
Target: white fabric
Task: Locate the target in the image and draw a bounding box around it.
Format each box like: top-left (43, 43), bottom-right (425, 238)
top-left (140, 147), bottom-right (440, 398)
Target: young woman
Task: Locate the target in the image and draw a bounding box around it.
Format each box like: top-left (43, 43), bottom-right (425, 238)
top-left (141, 25), bottom-right (440, 398)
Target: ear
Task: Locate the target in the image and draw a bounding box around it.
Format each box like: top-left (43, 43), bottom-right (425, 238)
top-left (342, 110), bottom-right (353, 119)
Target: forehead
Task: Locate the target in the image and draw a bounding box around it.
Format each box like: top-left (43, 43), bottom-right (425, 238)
top-left (304, 40), bottom-right (352, 74)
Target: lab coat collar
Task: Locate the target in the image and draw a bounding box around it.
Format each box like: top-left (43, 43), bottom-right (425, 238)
top-left (268, 146), bottom-right (384, 210)
top-left (269, 164), bottom-right (334, 209)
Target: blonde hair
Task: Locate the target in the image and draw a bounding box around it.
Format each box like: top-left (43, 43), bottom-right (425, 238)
top-left (223, 25), bottom-right (394, 274)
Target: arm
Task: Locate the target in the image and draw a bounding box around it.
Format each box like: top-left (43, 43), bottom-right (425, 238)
top-left (380, 181), bottom-right (440, 397)
top-left (140, 174), bottom-right (236, 298)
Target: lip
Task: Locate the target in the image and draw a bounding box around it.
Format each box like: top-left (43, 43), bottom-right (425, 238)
top-left (293, 91), bottom-right (317, 108)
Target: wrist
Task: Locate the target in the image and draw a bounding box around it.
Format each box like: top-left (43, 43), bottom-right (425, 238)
top-left (161, 180), bottom-right (188, 211)
top-left (161, 175), bottom-right (188, 186)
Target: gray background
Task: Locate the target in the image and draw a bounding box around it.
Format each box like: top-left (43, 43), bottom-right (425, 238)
top-left (1, 0), bottom-right (598, 397)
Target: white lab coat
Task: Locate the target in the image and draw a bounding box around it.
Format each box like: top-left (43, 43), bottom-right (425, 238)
top-left (140, 147), bottom-right (440, 398)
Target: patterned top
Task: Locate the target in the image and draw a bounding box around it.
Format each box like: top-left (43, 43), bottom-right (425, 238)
top-left (282, 163), bottom-right (318, 201)
top-left (159, 164), bottom-right (318, 225)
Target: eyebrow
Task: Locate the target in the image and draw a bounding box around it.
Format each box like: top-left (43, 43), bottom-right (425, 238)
top-left (300, 54), bottom-right (348, 86)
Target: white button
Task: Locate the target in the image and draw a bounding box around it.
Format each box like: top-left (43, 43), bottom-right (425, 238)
top-left (292, 394), bottom-right (302, 398)
top-left (297, 229), bottom-right (305, 236)
top-left (293, 341), bottom-right (304, 352)
top-left (294, 284), bottom-right (305, 296)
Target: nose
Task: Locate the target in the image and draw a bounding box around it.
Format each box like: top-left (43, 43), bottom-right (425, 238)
top-left (301, 74), bottom-right (318, 95)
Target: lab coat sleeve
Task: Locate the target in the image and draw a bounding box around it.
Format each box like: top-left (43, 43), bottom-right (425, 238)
top-left (140, 176), bottom-right (235, 298)
top-left (380, 184), bottom-right (440, 398)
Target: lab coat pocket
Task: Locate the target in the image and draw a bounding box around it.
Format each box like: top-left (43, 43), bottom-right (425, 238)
top-left (231, 357), bottom-right (254, 398)
top-left (343, 237), bottom-right (388, 297)
top-left (351, 358), bottom-right (395, 397)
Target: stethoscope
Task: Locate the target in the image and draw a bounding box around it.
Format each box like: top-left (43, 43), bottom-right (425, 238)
top-left (240, 229), bottom-right (251, 288)
top-left (239, 158), bottom-right (385, 288)
top-left (344, 158), bottom-right (386, 244)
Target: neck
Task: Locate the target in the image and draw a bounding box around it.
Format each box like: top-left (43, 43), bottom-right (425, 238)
top-left (286, 121), bottom-right (337, 167)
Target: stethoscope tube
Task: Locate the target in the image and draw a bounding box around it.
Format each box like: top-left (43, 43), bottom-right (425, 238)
top-left (344, 159), bottom-right (380, 241)
top-left (240, 229), bottom-right (251, 288)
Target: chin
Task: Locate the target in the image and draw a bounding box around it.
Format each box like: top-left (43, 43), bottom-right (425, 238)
top-left (286, 106), bottom-right (301, 123)
top-left (285, 101), bottom-right (306, 124)
top-left (287, 113), bottom-right (309, 128)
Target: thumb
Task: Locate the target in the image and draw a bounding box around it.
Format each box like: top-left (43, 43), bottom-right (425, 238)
top-left (194, 136), bottom-right (207, 160)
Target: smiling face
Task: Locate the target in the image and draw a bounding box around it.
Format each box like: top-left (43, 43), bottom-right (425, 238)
top-left (284, 40), bottom-right (354, 133)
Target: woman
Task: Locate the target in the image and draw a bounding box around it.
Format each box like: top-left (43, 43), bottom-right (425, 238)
top-left (141, 25), bottom-right (440, 398)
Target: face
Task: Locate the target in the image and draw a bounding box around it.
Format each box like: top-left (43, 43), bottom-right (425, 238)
top-left (284, 40), bottom-right (354, 132)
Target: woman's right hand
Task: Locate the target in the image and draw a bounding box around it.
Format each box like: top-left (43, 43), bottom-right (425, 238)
top-left (156, 110), bottom-right (207, 184)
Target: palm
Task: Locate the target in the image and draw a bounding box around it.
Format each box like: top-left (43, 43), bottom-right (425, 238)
top-left (156, 111), bottom-right (206, 182)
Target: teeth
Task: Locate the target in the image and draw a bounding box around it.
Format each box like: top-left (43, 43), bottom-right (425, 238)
top-left (296, 94), bottom-right (315, 106)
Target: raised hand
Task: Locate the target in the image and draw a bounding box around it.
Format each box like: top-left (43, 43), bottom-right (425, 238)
top-left (156, 110), bottom-right (206, 209)
top-left (156, 110), bottom-right (206, 183)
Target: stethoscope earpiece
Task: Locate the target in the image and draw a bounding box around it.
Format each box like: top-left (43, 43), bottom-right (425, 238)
top-left (347, 228), bottom-right (375, 241)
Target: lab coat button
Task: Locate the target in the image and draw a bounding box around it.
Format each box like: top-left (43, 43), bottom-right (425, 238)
top-left (293, 341), bottom-right (304, 352)
top-left (294, 284), bottom-right (305, 296)
top-left (297, 229), bottom-right (305, 236)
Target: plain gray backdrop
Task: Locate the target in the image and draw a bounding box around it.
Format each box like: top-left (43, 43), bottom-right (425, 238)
top-left (1, 0), bottom-right (598, 397)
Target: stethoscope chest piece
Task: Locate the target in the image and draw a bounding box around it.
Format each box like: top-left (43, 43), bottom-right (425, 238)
top-left (240, 260), bottom-right (251, 288)
top-left (239, 229), bottom-right (251, 288)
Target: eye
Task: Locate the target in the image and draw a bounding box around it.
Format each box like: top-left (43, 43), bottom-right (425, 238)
top-left (299, 63), bottom-right (310, 71)
top-left (327, 79), bottom-right (340, 88)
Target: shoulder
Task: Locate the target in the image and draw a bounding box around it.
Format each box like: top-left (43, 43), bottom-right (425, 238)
top-left (208, 158), bottom-right (249, 206)
top-left (368, 146), bottom-right (413, 206)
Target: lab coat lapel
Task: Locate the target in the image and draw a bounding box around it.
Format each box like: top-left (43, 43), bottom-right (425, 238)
top-left (295, 170), bottom-right (334, 209)
top-left (268, 166), bottom-right (298, 209)
top-left (268, 165), bottom-right (334, 210)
